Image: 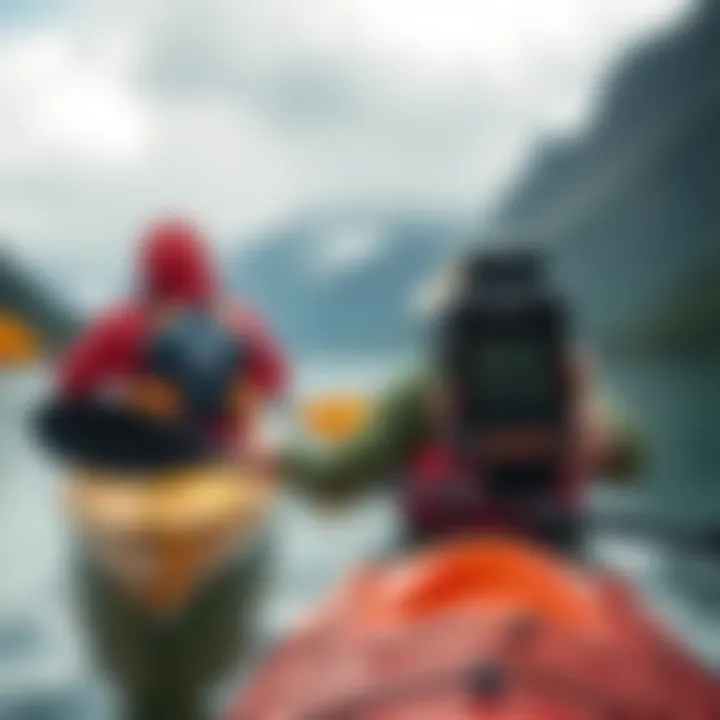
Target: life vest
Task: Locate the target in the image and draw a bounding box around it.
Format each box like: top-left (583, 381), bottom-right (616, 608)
top-left (127, 308), bottom-right (249, 447)
top-left (404, 439), bottom-right (580, 543)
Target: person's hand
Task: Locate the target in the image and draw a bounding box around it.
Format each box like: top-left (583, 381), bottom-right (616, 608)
top-left (229, 433), bottom-right (278, 485)
top-left (568, 353), bottom-right (616, 476)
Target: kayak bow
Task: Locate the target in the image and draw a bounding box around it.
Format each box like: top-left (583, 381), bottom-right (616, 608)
top-left (230, 537), bottom-right (719, 718)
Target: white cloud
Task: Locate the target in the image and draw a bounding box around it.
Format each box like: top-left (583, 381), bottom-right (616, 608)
top-left (0, 29), bottom-right (146, 169)
top-left (0, 0), bottom-right (694, 307)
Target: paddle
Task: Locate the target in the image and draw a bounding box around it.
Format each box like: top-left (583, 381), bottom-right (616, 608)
top-left (525, 504), bottom-right (720, 557)
top-left (34, 398), bottom-right (212, 473)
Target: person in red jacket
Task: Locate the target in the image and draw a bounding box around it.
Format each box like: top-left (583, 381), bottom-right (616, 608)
top-left (57, 218), bottom-right (288, 459)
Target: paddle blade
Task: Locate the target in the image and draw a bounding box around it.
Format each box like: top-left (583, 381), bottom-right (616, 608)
top-left (299, 393), bottom-right (373, 444)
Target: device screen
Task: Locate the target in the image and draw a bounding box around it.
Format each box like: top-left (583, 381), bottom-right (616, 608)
top-left (474, 338), bottom-right (557, 419)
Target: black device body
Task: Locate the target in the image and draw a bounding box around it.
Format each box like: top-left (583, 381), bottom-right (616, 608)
top-left (439, 247), bottom-right (572, 504)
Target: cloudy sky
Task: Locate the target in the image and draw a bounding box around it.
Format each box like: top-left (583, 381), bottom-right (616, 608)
top-left (0, 0), bottom-right (693, 309)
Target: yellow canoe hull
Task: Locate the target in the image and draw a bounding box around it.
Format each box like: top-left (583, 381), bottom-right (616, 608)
top-left (67, 466), bottom-right (275, 616)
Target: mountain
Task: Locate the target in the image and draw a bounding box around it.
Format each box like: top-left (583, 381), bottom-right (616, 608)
top-left (608, 257), bottom-right (720, 353)
top-left (231, 4), bottom-right (720, 359)
top-left (230, 210), bottom-right (460, 357)
top-left (492, 0), bottom-right (720, 352)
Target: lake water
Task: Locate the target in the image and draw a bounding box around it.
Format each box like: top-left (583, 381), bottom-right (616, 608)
top-left (0, 356), bottom-right (718, 718)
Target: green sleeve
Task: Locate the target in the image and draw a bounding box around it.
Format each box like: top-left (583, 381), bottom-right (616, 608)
top-left (282, 372), bottom-right (432, 503)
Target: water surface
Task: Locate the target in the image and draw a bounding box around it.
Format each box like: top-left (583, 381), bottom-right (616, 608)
top-left (0, 358), bottom-right (717, 717)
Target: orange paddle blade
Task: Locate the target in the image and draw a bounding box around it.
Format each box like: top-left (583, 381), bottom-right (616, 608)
top-left (0, 312), bottom-right (41, 367)
top-left (299, 393), bottom-right (373, 443)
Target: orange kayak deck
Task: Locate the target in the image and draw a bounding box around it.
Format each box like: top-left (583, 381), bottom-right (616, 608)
top-left (230, 537), bottom-right (719, 718)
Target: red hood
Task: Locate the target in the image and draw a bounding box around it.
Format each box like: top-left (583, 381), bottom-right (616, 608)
top-left (138, 219), bottom-right (217, 305)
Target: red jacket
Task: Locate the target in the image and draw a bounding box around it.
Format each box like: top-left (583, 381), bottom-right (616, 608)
top-left (57, 219), bottom-right (287, 449)
top-left (406, 440), bottom-right (579, 540)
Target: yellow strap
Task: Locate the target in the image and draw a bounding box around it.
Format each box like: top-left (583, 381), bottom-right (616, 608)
top-left (126, 376), bottom-right (183, 421)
